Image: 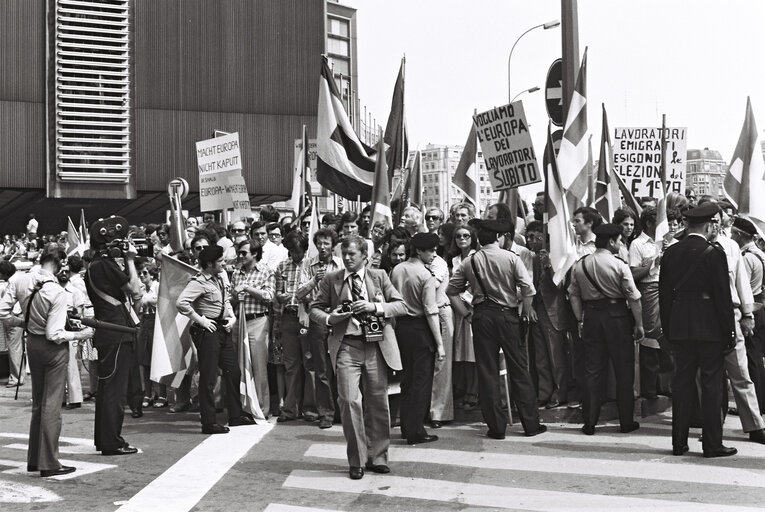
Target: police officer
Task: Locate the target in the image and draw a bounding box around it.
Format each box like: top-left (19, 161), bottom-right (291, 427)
top-left (659, 202), bottom-right (737, 457)
top-left (568, 223), bottom-right (644, 436)
top-left (176, 245), bottom-right (255, 434)
top-left (390, 233), bottom-right (446, 445)
top-left (447, 219), bottom-right (546, 439)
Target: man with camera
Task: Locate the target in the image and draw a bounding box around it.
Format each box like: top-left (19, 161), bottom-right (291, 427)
top-left (0, 244), bottom-right (94, 476)
top-left (310, 234), bottom-right (407, 480)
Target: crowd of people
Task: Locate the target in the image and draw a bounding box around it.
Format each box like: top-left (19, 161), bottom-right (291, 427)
top-left (4, 186), bottom-right (765, 478)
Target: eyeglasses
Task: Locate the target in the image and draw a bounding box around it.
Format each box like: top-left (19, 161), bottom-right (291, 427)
top-left (139, 270), bottom-right (151, 276)
top-left (193, 245), bottom-right (207, 251)
top-left (301, 222), bottom-right (311, 227)
top-left (238, 251), bottom-right (249, 257)
top-left (454, 233), bottom-right (471, 239)
top-left (268, 232), bottom-right (282, 238)
top-left (231, 228), bottom-right (245, 233)
top-left (425, 215), bottom-right (442, 221)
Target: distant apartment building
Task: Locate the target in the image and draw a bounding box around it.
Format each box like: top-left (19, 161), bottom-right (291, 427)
top-left (685, 148), bottom-right (727, 198)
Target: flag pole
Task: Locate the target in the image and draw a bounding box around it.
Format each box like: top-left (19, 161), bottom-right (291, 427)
top-left (474, 112), bottom-right (481, 218)
top-left (400, 55), bottom-right (406, 180)
top-left (542, 121), bottom-right (551, 253)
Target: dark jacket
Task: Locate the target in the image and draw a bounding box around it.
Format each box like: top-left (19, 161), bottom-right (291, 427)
top-left (658, 234), bottom-right (735, 344)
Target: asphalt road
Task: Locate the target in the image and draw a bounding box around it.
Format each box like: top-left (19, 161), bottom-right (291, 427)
top-left (2, 380), bottom-right (765, 512)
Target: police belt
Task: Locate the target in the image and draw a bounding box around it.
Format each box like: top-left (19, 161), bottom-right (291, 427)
top-left (673, 291), bottom-right (712, 300)
top-left (244, 311), bottom-right (269, 321)
top-left (474, 300), bottom-right (519, 314)
top-left (583, 297), bottom-right (626, 307)
top-left (193, 316), bottom-right (225, 329)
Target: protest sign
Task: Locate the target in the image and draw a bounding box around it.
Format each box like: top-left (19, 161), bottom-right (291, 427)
top-left (613, 127), bottom-right (687, 197)
top-left (199, 170), bottom-right (237, 212)
top-left (472, 102), bottom-right (540, 192)
top-left (195, 132), bottom-right (242, 175)
top-left (226, 174), bottom-right (252, 219)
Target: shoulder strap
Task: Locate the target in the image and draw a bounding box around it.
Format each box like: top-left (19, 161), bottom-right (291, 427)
top-left (469, 252), bottom-right (497, 304)
top-left (24, 281), bottom-right (54, 328)
top-left (674, 245), bottom-right (714, 292)
top-left (579, 256), bottom-right (612, 299)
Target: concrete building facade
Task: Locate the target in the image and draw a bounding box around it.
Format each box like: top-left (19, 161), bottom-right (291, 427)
top-left (685, 147), bottom-right (727, 198)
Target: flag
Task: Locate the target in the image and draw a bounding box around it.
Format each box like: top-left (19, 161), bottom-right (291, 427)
top-left (290, 125), bottom-right (313, 217)
top-left (316, 56), bottom-right (375, 201)
top-left (593, 104), bottom-right (620, 221)
top-left (654, 116), bottom-right (670, 246)
top-left (498, 188), bottom-right (522, 226)
top-left (557, 47), bottom-right (590, 214)
top-left (724, 97), bottom-right (765, 236)
top-left (452, 123), bottom-right (479, 207)
top-left (613, 171), bottom-right (642, 217)
top-left (238, 303), bottom-right (266, 422)
top-left (66, 217), bottom-right (80, 255)
top-left (544, 122), bottom-right (578, 285)
top-left (384, 57), bottom-right (408, 187)
top-left (404, 150), bottom-right (422, 208)
top-left (79, 209), bottom-right (88, 243)
top-left (370, 133), bottom-right (393, 230)
top-left (150, 255), bottom-right (197, 382)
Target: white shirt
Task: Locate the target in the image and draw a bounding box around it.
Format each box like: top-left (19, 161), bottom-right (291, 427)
top-left (716, 234), bottom-right (754, 308)
top-left (629, 232), bottom-right (660, 284)
top-left (262, 240), bottom-right (288, 272)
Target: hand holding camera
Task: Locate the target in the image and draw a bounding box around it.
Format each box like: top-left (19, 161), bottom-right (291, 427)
top-left (328, 303), bottom-right (353, 326)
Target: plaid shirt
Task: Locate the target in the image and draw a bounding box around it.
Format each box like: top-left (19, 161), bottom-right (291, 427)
top-left (230, 262), bottom-right (275, 316)
top-left (295, 255), bottom-right (343, 306)
top-left (275, 258), bottom-right (304, 307)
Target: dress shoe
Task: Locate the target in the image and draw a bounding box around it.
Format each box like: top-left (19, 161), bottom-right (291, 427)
top-left (229, 416), bottom-right (255, 426)
top-left (567, 401), bottom-right (581, 409)
top-left (486, 430), bottom-right (506, 440)
top-left (65, 403), bottom-right (81, 410)
top-left (277, 414), bottom-right (296, 423)
top-left (201, 424), bottom-right (230, 435)
top-left (169, 402), bottom-right (191, 413)
top-left (131, 409), bottom-right (143, 419)
top-left (365, 462), bottom-right (390, 474)
top-left (672, 445), bottom-right (689, 456)
top-left (581, 424), bottom-right (595, 436)
top-left (703, 446), bottom-right (737, 458)
top-left (41, 465), bottom-right (76, 477)
top-left (749, 429), bottom-right (765, 444)
top-left (83, 392), bottom-right (95, 401)
top-left (620, 421), bottom-right (640, 434)
top-left (430, 420), bottom-right (443, 429)
top-left (407, 434), bottom-right (438, 445)
top-left (545, 399), bottom-right (561, 409)
top-left (349, 466), bottom-right (364, 480)
top-left (101, 446), bottom-right (138, 456)
top-left (525, 424), bottom-right (548, 437)
top-left (728, 407), bottom-right (739, 416)
top-left (27, 465), bottom-right (37, 472)
top-left (302, 414), bottom-right (318, 422)
top-left (319, 417), bottom-right (333, 429)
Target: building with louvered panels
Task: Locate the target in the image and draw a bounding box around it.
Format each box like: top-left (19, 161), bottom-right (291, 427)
top-left (0, 0), bottom-right (338, 232)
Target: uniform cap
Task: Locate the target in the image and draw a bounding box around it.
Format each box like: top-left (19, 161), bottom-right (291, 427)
top-left (733, 216), bottom-right (758, 237)
top-left (410, 232), bottom-right (440, 250)
top-left (592, 223), bottom-right (624, 238)
top-left (683, 203), bottom-right (721, 224)
top-left (198, 245), bottom-right (223, 261)
top-left (478, 219), bottom-right (513, 233)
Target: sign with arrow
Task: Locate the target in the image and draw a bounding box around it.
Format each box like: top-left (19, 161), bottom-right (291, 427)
top-left (545, 59), bottom-right (564, 127)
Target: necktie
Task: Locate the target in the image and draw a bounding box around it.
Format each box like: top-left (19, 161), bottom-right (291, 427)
top-left (350, 273), bottom-right (363, 301)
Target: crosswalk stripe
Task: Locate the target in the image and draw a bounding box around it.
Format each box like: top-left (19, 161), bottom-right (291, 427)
top-left (283, 469), bottom-right (764, 512)
top-left (0, 458), bottom-right (116, 480)
top-left (263, 504), bottom-right (340, 512)
top-left (116, 423), bottom-right (273, 512)
top-left (304, 443), bottom-right (765, 488)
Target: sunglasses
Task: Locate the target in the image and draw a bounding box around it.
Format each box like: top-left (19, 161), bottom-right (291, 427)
top-left (425, 215), bottom-right (441, 221)
top-left (238, 251), bottom-right (250, 257)
top-left (268, 232), bottom-right (282, 238)
top-left (139, 270), bottom-right (151, 276)
top-left (231, 228), bottom-right (245, 233)
top-left (301, 222), bottom-right (311, 227)
top-left (455, 233), bottom-right (471, 239)
top-left (193, 245), bottom-right (207, 251)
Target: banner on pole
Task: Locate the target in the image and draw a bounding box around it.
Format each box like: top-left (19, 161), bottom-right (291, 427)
top-left (227, 174), bottom-right (252, 219)
top-left (195, 132), bottom-right (242, 175)
top-left (472, 102), bottom-right (541, 192)
top-left (293, 138), bottom-right (325, 196)
top-left (199, 170), bottom-right (236, 212)
top-left (613, 127), bottom-right (687, 198)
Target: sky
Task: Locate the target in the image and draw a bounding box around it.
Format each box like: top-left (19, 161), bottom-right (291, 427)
top-left (342, 0), bottom-right (765, 196)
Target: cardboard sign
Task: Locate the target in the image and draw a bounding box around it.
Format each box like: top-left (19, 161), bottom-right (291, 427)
top-left (226, 174), bottom-right (252, 219)
top-left (473, 102), bottom-right (541, 191)
top-left (613, 127), bottom-right (687, 198)
top-left (293, 139), bottom-right (324, 196)
top-left (195, 132), bottom-right (242, 175)
top-left (199, 170), bottom-right (237, 212)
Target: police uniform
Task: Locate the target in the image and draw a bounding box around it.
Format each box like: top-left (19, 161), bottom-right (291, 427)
top-left (447, 219), bottom-right (545, 438)
top-left (390, 233), bottom-right (441, 444)
top-left (659, 203), bottom-right (737, 457)
top-left (568, 223), bottom-right (642, 435)
top-left (176, 246), bottom-right (253, 433)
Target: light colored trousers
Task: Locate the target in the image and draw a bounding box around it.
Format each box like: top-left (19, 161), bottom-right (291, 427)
top-left (726, 309), bottom-right (765, 432)
top-left (430, 306), bottom-right (454, 421)
top-left (246, 316), bottom-right (271, 418)
top-left (66, 340), bottom-right (83, 404)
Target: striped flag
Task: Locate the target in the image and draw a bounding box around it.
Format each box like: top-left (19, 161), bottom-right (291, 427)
top-left (384, 57), bottom-right (408, 187)
top-left (404, 150), bottom-right (422, 209)
top-left (593, 104), bottom-right (620, 221)
top-left (654, 116), bottom-right (670, 246)
top-left (290, 125), bottom-right (312, 217)
top-left (724, 97), bottom-right (765, 236)
top-left (150, 255), bottom-right (197, 382)
top-left (238, 303), bottom-right (266, 422)
top-left (371, 133), bottom-right (393, 230)
top-left (79, 209), bottom-right (88, 243)
top-left (316, 57), bottom-right (375, 201)
top-left (557, 48), bottom-right (591, 214)
top-left (452, 123), bottom-right (478, 207)
top-left (66, 217), bottom-right (80, 255)
top-left (544, 122), bottom-right (578, 285)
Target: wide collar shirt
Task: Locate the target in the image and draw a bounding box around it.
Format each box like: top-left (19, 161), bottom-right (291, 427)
top-left (628, 232), bottom-right (660, 283)
top-left (568, 248), bottom-right (641, 301)
top-left (231, 262), bottom-right (275, 316)
top-left (177, 271), bottom-right (232, 319)
top-left (741, 241), bottom-right (765, 297)
top-left (716, 234), bottom-right (753, 308)
top-left (391, 259), bottom-right (439, 318)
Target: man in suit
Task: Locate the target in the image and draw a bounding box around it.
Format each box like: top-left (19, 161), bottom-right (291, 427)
top-left (659, 202), bottom-right (738, 458)
top-left (310, 234), bottom-right (407, 480)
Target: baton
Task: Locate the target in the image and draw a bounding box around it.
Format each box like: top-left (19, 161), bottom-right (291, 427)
top-left (80, 317), bottom-right (140, 335)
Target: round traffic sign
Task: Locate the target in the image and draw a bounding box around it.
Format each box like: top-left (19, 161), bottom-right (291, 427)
top-left (545, 59), bottom-right (564, 127)
top-left (167, 177), bottom-right (189, 199)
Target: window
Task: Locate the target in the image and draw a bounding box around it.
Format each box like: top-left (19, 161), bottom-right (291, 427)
top-left (327, 37), bottom-right (349, 57)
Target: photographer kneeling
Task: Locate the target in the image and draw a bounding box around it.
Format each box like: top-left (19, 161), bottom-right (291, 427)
top-left (0, 244), bottom-right (94, 476)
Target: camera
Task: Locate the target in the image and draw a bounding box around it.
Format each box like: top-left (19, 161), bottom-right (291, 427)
top-left (106, 238), bottom-right (153, 259)
top-left (65, 307), bottom-right (86, 332)
top-left (363, 314), bottom-right (383, 343)
top-left (340, 300), bottom-right (353, 313)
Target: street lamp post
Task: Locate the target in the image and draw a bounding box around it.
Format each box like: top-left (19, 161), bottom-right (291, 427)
top-left (507, 19), bottom-right (560, 103)
top-left (510, 86), bottom-right (540, 103)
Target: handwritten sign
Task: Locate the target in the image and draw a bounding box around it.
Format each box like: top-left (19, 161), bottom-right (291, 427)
top-left (226, 174), bottom-right (252, 219)
top-left (613, 127), bottom-right (687, 198)
top-left (195, 132), bottom-right (242, 175)
top-left (473, 102), bottom-right (541, 191)
top-left (199, 170), bottom-right (236, 212)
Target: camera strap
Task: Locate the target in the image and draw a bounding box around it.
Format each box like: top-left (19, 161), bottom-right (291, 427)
top-left (87, 271), bottom-right (140, 327)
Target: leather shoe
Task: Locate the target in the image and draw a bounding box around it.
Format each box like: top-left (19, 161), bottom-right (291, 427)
top-left (64, 403), bottom-right (81, 410)
top-left (169, 403), bottom-right (191, 413)
top-left (407, 434), bottom-right (438, 445)
top-left (101, 446), bottom-right (138, 456)
top-left (41, 465), bottom-right (76, 477)
top-left (525, 424), bottom-right (547, 437)
top-left (620, 421), bottom-right (640, 434)
top-left (749, 429), bottom-right (765, 444)
top-left (430, 420), bottom-right (442, 429)
top-left (703, 446), bottom-right (737, 458)
top-left (131, 409), bottom-right (143, 419)
top-left (486, 430), bottom-right (506, 440)
top-left (545, 399), bottom-right (560, 409)
top-left (581, 424), bottom-right (595, 435)
top-left (349, 466), bottom-right (364, 480)
top-left (27, 465), bottom-right (37, 472)
top-left (277, 414), bottom-right (296, 423)
top-left (672, 445), bottom-right (689, 456)
top-left (365, 462), bottom-right (390, 474)
top-left (201, 424), bottom-right (230, 435)
top-left (229, 416), bottom-right (255, 426)
top-left (319, 417), bottom-right (333, 429)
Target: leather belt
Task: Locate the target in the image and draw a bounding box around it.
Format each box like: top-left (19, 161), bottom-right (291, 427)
top-left (245, 312), bottom-right (269, 321)
top-left (583, 298), bottom-right (625, 306)
top-left (344, 334), bottom-right (365, 341)
top-left (438, 303), bottom-right (451, 309)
